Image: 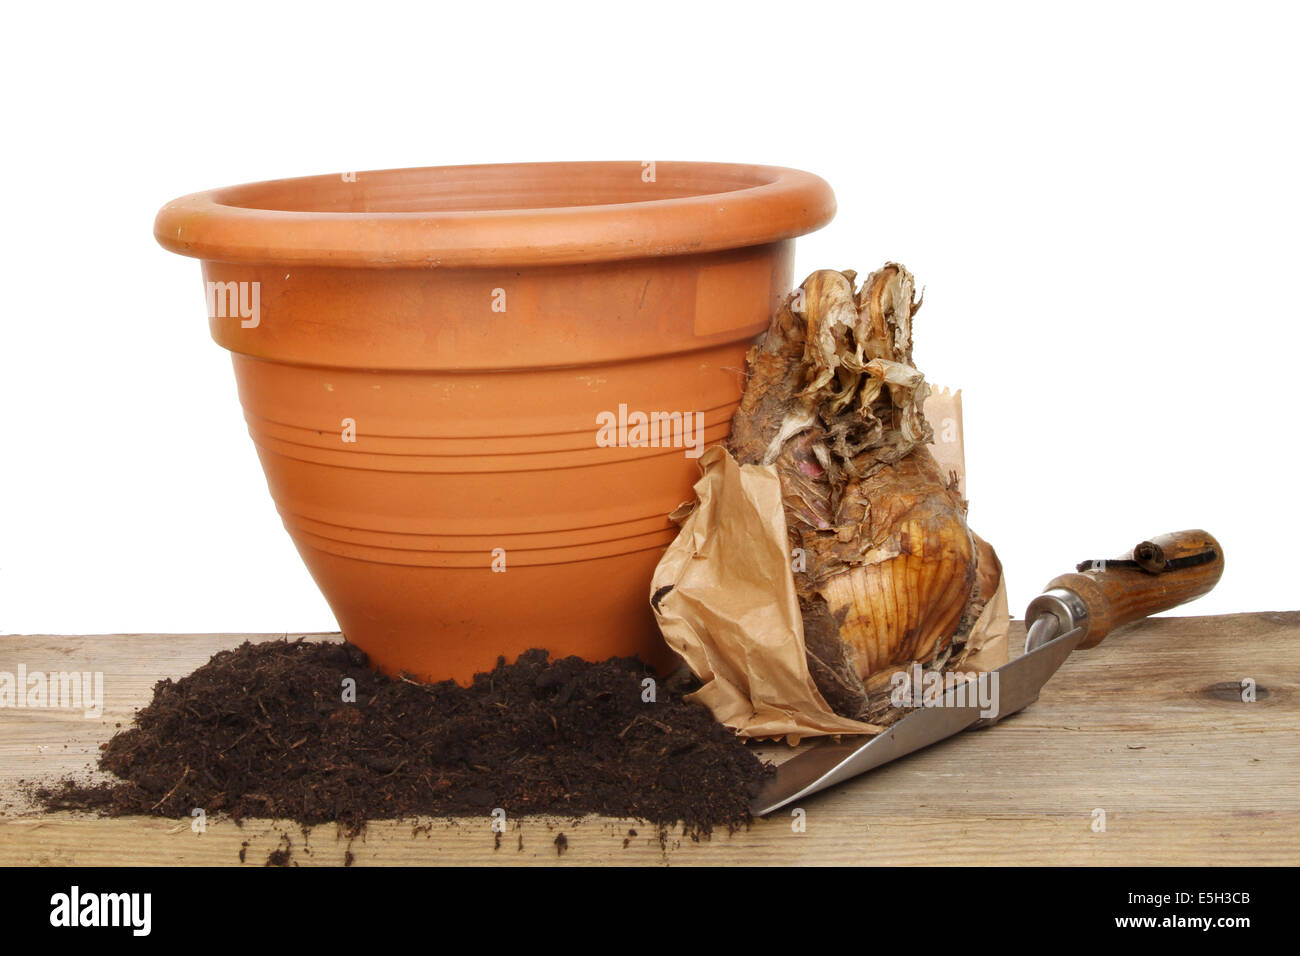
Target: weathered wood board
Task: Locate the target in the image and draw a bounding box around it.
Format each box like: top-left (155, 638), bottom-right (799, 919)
top-left (1, 613), bottom-right (1296, 865)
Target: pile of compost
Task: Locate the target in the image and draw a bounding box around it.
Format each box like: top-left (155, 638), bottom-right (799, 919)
top-left (36, 640), bottom-right (772, 838)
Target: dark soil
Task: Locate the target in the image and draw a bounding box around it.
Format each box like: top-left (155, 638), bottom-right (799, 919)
top-left (35, 640), bottom-right (771, 840)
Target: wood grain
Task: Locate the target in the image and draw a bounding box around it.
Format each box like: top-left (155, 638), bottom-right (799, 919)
top-left (1, 613), bottom-right (1296, 866)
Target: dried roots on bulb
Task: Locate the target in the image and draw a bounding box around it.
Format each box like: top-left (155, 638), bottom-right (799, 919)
top-left (729, 264), bottom-right (1000, 723)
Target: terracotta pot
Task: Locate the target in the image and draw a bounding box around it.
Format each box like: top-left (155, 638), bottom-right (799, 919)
top-left (155, 162), bottom-right (834, 682)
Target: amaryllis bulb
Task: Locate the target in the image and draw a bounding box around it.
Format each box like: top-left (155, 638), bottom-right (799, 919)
top-left (729, 265), bottom-right (998, 721)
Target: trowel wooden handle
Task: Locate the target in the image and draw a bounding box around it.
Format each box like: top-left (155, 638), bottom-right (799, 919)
top-left (1045, 530), bottom-right (1224, 649)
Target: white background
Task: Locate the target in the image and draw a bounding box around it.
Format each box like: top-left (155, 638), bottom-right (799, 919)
top-left (1, 1), bottom-right (1295, 636)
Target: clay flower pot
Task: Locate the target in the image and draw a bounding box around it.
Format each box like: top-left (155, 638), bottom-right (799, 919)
top-left (155, 162), bottom-right (835, 682)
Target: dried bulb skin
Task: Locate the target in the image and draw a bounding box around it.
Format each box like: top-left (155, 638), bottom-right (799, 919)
top-left (730, 265), bottom-right (993, 720)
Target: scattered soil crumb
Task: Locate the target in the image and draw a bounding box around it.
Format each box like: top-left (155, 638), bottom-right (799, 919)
top-left (265, 834), bottom-right (293, 867)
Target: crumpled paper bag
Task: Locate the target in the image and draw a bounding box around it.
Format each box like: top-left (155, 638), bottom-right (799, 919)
top-left (650, 386), bottom-right (1009, 742)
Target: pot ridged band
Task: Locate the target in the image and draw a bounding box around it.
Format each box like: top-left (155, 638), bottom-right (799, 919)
top-left (238, 349), bottom-right (741, 569)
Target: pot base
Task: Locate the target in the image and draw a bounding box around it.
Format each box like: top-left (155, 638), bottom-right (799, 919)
top-left (297, 543), bottom-right (678, 683)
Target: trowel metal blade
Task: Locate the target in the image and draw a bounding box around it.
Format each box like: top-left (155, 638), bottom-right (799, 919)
top-left (749, 622), bottom-right (1084, 816)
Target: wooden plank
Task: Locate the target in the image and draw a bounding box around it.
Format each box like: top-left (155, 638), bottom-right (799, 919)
top-left (1, 613), bottom-right (1296, 865)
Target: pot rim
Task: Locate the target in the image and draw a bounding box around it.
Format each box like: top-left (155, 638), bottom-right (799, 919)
top-left (154, 161), bottom-right (834, 268)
